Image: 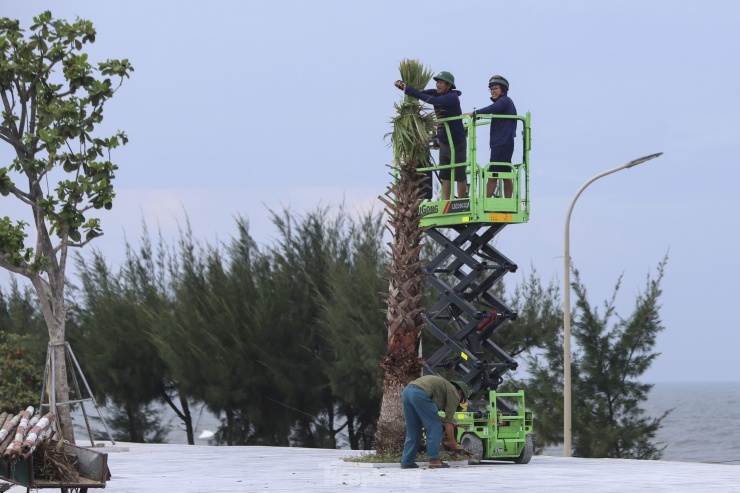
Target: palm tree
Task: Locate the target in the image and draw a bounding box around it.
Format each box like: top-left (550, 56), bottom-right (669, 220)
top-left (374, 59), bottom-right (437, 453)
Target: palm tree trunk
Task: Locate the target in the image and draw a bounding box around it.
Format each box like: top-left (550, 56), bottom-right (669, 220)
top-left (375, 159), bottom-right (429, 453)
top-left (374, 59), bottom-right (436, 454)
top-left (375, 160), bottom-right (424, 453)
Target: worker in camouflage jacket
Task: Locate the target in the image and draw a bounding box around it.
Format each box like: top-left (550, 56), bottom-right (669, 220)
top-left (400, 375), bottom-right (469, 469)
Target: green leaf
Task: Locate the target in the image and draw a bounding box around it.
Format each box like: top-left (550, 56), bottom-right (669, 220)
top-left (1, 11), bottom-right (130, 281)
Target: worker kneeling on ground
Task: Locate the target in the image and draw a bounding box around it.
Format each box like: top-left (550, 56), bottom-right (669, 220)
top-left (401, 375), bottom-right (469, 469)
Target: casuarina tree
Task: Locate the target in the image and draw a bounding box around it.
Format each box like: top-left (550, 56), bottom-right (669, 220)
top-left (518, 257), bottom-right (670, 458)
top-left (0, 11), bottom-right (132, 441)
top-left (374, 59), bottom-right (436, 453)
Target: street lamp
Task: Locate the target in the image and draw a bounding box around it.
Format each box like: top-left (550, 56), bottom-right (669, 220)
top-left (562, 152), bottom-right (663, 457)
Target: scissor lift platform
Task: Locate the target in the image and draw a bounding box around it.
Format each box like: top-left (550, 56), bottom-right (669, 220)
top-left (417, 112), bottom-right (531, 228)
top-left (414, 111), bottom-right (534, 461)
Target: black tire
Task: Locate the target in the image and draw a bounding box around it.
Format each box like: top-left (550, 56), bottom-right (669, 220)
top-left (461, 433), bottom-right (484, 462)
top-left (513, 433), bottom-right (533, 464)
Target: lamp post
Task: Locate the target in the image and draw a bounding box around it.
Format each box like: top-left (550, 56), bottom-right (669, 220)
top-left (563, 152), bottom-right (663, 457)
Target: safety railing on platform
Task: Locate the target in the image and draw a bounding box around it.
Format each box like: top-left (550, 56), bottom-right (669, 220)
top-left (400, 112), bottom-right (531, 228)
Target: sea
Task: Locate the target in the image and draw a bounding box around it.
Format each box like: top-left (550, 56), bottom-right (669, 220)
top-left (543, 381), bottom-right (740, 464)
top-left (72, 381), bottom-right (740, 464)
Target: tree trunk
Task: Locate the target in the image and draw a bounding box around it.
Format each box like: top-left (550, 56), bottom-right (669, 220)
top-left (374, 380), bottom-right (406, 453)
top-left (327, 402), bottom-right (336, 449)
top-left (180, 395), bottom-right (194, 445)
top-left (345, 408), bottom-right (358, 450)
top-left (160, 390), bottom-right (194, 445)
top-left (225, 408), bottom-right (234, 446)
top-left (376, 60), bottom-right (436, 453)
top-left (375, 160), bottom-right (427, 453)
top-left (32, 276), bottom-right (75, 444)
top-left (51, 343), bottom-right (75, 444)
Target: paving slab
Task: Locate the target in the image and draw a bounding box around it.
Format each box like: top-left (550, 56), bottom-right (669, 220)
top-left (3, 444), bottom-right (739, 492)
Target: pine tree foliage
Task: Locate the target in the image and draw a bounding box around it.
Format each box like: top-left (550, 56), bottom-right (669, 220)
top-left (70, 238), bottom-right (172, 443)
top-left (519, 256), bottom-right (671, 459)
top-left (570, 257), bottom-right (670, 459)
top-left (317, 210), bottom-right (387, 450)
top-left (497, 267), bottom-right (564, 359)
top-left (67, 207), bottom-right (389, 448)
top-left (104, 402), bottom-right (168, 444)
top-left (2, 202), bottom-right (672, 455)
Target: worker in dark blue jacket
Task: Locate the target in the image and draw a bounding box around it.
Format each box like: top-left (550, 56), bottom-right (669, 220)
top-left (395, 71), bottom-right (467, 200)
top-left (468, 75), bottom-right (517, 198)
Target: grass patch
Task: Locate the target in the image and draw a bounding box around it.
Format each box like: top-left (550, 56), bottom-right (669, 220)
top-left (343, 451), bottom-right (404, 463)
top-left (343, 450), bottom-right (458, 463)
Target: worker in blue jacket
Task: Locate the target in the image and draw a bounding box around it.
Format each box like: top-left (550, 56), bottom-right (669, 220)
top-left (395, 71), bottom-right (467, 201)
top-left (468, 75), bottom-right (517, 198)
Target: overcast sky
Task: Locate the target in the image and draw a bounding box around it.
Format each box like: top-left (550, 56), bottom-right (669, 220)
top-left (2, 1), bottom-right (739, 383)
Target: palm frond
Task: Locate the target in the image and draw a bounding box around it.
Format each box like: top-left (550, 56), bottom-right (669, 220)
top-left (390, 59), bottom-right (437, 167)
top-left (398, 58), bottom-right (433, 90)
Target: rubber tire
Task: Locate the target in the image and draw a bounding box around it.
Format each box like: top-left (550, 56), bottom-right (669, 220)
top-left (513, 434), bottom-right (533, 464)
top-left (461, 433), bottom-right (484, 462)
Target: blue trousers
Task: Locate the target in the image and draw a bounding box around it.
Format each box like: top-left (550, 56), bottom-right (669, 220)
top-left (401, 385), bottom-right (443, 466)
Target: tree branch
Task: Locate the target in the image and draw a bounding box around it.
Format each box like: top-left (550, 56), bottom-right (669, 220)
top-left (79, 204), bottom-right (96, 214)
top-left (0, 256), bottom-right (32, 280)
top-left (4, 174), bottom-right (63, 223)
top-left (62, 235), bottom-right (103, 252)
top-left (58, 233), bottom-right (69, 284)
top-left (159, 388), bottom-right (187, 422)
top-left (0, 130), bottom-right (14, 146)
top-left (0, 91), bottom-right (19, 140)
top-left (18, 84), bottom-right (28, 135)
top-left (5, 185), bottom-right (35, 206)
top-left (27, 87), bottom-right (36, 140)
top-left (30, 184), bottom-right (60, 274)
top-left (5, 134), bottom-right (27, 155)
top-left (12, 77), bottom-right (25, 115)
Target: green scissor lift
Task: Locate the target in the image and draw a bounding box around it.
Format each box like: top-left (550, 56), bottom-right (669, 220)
top-left (417, 112), bottom-right (531, 227)
top-left (413, 112), bottom-right (534, 463)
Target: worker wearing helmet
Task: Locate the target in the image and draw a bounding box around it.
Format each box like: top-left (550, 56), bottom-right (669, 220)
top-left (468, 75), bottom-right (517, 198)
top-left (394, 71), bottom-right (467, 201)
top-left (400, 375), bottom-right (468, 469)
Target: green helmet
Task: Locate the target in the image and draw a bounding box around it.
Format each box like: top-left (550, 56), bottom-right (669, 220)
top-left (451, 380), bottom-right (470, 401)
top-left (488, 75), bottom-right (509, 91)
top-left (433, 71), bottom-right (456, 89)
